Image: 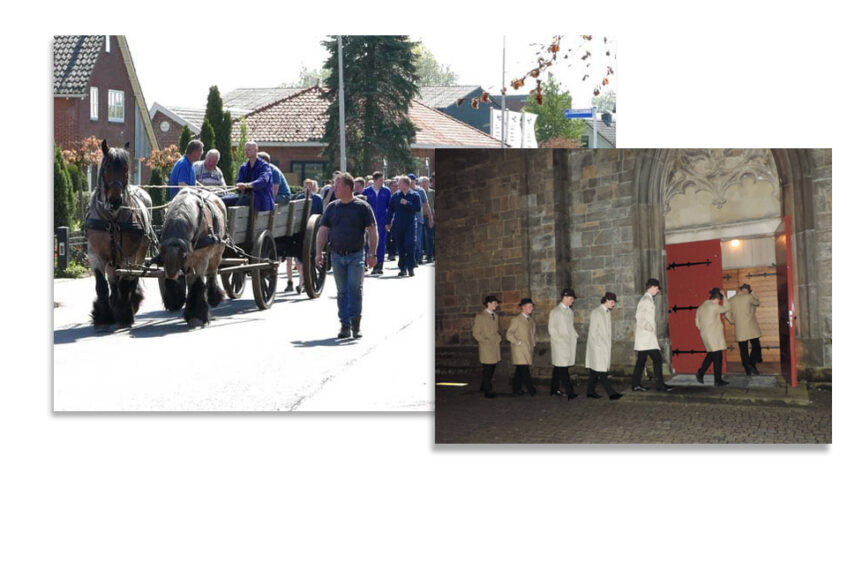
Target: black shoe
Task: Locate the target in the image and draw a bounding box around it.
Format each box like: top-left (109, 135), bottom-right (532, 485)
top-left (296, 285), bottom-right (302, 294)
top-left (512, 390), bottom-right (525, 397)
top-left (484, 392), bottom-right (498, 398)
top-left (408, 270), bottom-right (415, 277)
top-left (695, 372), bottom-right (704, 384)
top-left (655, 385), bottom-right (674, 392)
top-left (551, 389), bottom-right (566, 397)
top-left (587, 392), bottom-right (602, 399)
top-left (632, 385), bottom-right (650, 392)
top-left (750, 365), bottom-right (760, 375)
top-left (609, 393), bottom-right (623, 400)
top-left (337, 325), bottom-right (352, 339)
top-left (567, 393), bottom-right (579, 400)
top-left (352, 316), bottom-right (362, 339)
top-left (387, 255), bottom-right (395, 261)
top-left (284, 281), bottom-right (294, 292)
top-left (528, 388), bottom-right (536, 397)
top-left (716, 379), bottom-right (730, 387)
top-left (398, 270), bottom-right (407, 277)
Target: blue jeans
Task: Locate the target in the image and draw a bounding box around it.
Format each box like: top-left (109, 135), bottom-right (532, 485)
top-left (331, 250), bottom-right (365, 326)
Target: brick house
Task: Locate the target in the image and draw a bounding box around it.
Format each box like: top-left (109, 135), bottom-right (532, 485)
top-left (53, 35), bottom-right (158, 186)
top-left (151, 86), bottom-right (502, 186)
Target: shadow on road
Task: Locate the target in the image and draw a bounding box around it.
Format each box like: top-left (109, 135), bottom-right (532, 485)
top-left (291, 337), bottom-right (359, 348)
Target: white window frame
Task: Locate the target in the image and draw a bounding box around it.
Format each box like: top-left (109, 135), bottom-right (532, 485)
top-left (90, 87), bottom-right (98, 121)
top-left (108, 89), bottom-right (125, 123)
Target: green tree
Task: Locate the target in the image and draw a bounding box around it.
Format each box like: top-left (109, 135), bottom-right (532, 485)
top-left (149, 167), bottom-right (166, 225)
top-left (592, 90), bottom-right (616, 113)
top-left (523, 74), bottom-right (583, 143)
top-left (235, 119), bottom-right (248, 173)
top-left (200, 118), bottom-right (216, 157)
top-left (178, 125), bottom-right (192, 154)
top-left (321, 35), bottom-right (419, 175)
top-left (219, 111), bottom-right (234, 184)
top-left (413, 44), bottom-right (458, 87)
top-left (54, 144), bottom-right (72, 229)
top-left (66, 163), bottom-right (85, 225)
top-left (295, 65), bottom-right (330, 87)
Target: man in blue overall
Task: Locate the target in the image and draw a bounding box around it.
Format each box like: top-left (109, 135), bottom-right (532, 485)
top-left (386, 175), bottom-right (421, 277)
top-left (223, 141), bottom-right (274, 211)
top-left (362, 171), bottom-right (391, 275)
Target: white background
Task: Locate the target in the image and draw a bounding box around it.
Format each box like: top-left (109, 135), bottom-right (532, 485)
top-left (1, 2), bottom-right (844, 561)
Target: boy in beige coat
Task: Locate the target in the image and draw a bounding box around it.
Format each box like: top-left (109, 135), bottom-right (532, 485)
top-left (725, 284), bottom-right (762, 375)
top-left (585, 292), bottom-right (623, 400)
top-left (548, 288), bottom-right (578, 399)
top-left (506, 298), bottom-right (536, 396)
top-left (695, 287), bottom-right (731, 386)
top-left (472, 295), bottom-right (502, 398)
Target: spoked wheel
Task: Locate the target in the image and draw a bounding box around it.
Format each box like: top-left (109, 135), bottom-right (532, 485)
top-left (251, 230), bottom-right (278, 310)
top-left (221, 271), bottom-right (245, 299)
top-left (158, 274), bottom-right (187, 311)
top-left (302, 214), bottom-right (327, 298)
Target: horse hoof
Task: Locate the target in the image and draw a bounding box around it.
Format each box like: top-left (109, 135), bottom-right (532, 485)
top-left (187, 318), bottom-right (205, 329)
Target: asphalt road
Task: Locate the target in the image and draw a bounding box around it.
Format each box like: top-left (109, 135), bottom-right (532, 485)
top-left (53, 261), bottom-right (434, 412)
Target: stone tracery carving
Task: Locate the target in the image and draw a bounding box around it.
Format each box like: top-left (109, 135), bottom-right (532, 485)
top-left (663, 149), bottom-right (779, 215)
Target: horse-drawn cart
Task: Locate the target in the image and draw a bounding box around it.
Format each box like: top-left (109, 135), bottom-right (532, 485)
top-left (115, 190), bottom-right (327, 312)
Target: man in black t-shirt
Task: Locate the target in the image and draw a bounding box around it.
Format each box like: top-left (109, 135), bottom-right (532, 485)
top-left (316, 172), bottom-right (378, 339)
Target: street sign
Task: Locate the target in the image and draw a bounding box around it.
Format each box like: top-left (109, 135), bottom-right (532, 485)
top-left (565, 108), bottom-right (593, 119)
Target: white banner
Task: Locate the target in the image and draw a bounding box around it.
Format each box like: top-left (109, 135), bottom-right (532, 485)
top-left (489, 109), bottom-right (538, 148)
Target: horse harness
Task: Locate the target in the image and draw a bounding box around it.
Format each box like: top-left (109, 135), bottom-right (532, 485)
top-left (85, 186), bottom-right (154, 268)
top-left (186, 188), bottom-right (226, 251)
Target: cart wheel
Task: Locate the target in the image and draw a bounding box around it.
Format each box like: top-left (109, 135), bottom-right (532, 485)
top-left (158, 274), bottom-right (186, 311)
top-left (251, 230), bottom-right (278, 310)
top-left (221, 271), bottom-right (245, 299)
top-left (302, 214), bottom-right (327, 298)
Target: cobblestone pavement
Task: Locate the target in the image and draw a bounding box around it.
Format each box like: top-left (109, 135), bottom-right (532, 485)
top-left (435, 374), bottom-right (832, 444)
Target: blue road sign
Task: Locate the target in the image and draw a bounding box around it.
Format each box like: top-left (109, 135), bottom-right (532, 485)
top-left (565, 108), bottom-right (593, 119)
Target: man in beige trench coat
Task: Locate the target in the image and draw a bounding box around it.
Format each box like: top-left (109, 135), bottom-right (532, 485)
top-left (631, 278), bottom-right (674, 392)
top-left (585, 292), bottom-right (623, 400)
top-left (725, 283), bottom-right (763, 375)
top-left (472, 295), bottom-right (502, 398)
top-left (548, 288), bottom-right (579, 399)
top-left (506, 298), bottom-right (536, 396)
top-left (695, 287), bottom-right (732, 386)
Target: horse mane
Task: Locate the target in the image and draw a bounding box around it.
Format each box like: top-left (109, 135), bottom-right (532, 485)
top-left (161, 191), bottom-right (199, 245)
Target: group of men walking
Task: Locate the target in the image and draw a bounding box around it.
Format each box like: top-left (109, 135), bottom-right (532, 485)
top-left (472, 278), bottom-right (764, 399)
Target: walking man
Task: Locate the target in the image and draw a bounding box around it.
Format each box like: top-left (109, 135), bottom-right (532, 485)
top-left (506, 298), bottom-right (536, 397)
top-left (362, 171), bottom-right (391, 275)
top-left (315, 172), bottom-right (378, 339)
top-left (385, 176), bottom-right (420, 277)
top-left (695, 287), bottom-right (731, 386)
top-left (548, 288), bottom-right (578, 399)
top-left (472, 295), bottom-right (502, 398)
top-left (631, 278), bottom-right (673, 392)
top-left (585, 292), bottom-right (623, 400)
top-left (726, 283), bottom-right (763, 375)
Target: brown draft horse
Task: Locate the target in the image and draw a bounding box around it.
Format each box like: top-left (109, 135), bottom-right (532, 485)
top-left (85, 139), bottom-right (153, 327)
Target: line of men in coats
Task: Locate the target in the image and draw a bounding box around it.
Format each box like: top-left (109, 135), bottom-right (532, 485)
top-left (471, 278), bottom-right (764, 398)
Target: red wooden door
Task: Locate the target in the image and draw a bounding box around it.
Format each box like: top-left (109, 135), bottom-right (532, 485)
top-left (775, 216), bottom-right (798, 387)
top-left (665, 239), bottom-right (726, 374)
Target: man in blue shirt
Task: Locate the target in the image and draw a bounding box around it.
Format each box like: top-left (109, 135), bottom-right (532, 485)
top-left (362, 171), bottom-right (391, 275)
top-left (386, 175), bottom-right (421, 277)
top-left (230, 141), bottom-right (274, 211)
top-left (258, 151), bottom-right (291, 205)
top-left (168, 139), bottom-right (203, 200)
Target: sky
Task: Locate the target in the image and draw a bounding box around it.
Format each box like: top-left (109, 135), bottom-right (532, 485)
top-left (128, 34), bottom-right (616, 112)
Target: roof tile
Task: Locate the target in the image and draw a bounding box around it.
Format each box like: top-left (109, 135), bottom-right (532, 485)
top-left (53, 35), bottom-right (104, 96)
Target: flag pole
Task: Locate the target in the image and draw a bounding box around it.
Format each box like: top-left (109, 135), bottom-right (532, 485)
top-left (338, 36), bottom-right (347, 173)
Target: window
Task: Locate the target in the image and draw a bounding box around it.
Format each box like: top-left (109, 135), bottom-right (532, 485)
top-left (105, 36), bottom-right (110, 53)
top-left (90, 87), bottom-right (98, 121)
top-left (108, 89), bottom-right (124, 123)
top-left (290, 161), bottom-right (328, 186)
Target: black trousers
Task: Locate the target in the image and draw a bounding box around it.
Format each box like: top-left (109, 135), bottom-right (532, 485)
top-left (632, 349), bottom-right (665, 388)
top-left (587, 369), bottom-right (617, 396)
top-left (512, 365), bottom-right (535, 394)
top-left (738, 338), bottom-right (762, 367)
top-left (698, 351), bottom-right (724, 383)
top-left (480, 363), bottom-right (497, 393)
top-left (551, 366), bottom-right (575, 394)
